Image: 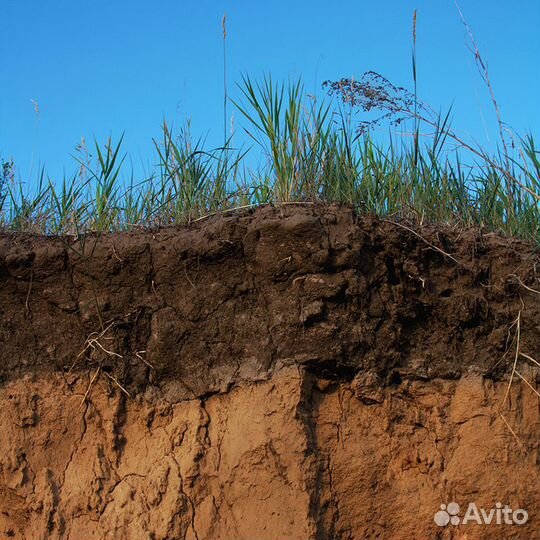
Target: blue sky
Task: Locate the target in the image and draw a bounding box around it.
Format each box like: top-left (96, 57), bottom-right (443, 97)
top-left (1, 0), bottom-right (539, 183)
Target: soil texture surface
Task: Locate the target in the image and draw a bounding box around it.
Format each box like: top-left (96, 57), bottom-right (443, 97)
top-left (0, 205), bottom-right (539, 539)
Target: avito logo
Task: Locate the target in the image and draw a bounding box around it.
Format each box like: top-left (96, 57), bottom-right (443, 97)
top-left (434, 502), bottom-right (528, 526)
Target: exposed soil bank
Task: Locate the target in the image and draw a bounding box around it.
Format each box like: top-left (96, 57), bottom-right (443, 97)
top-left (1, 205), bottom-right (539, 539)
top-left (1, 370), bottom-right (539, 539)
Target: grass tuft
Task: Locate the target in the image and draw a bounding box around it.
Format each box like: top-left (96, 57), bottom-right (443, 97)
top-left (1, 75), bottom-right (539, 243)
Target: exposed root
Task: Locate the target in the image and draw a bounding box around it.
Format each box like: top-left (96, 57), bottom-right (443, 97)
top-left (383, 219), bottom-right (464, 267)
top-left (24, 270), bottom-right (33, 319)
top-left (135, 350), bottom-right (155, 370)
top-left (111, 243), bottom-right (125, 263)
top-left (103, 371), bottom-right (131, 398)
top-left (520, 352), bottom-right (540, 368)
top-left (499, 413), bottom-right (528, 455)
top-left (80, 366), bottom-right (101, 407)
top-left (72, 320), bottom-right (152, 405)
top-left (515, 370), bottom-right (540, 400)
top-left (501, 310), bottom-right (521, 410)
top-left (70, 321), bottom-right (121, 373)
top-left (507, 273), bottom-right (540, 296)
top-left (498, 308), bottom-right (540, 454)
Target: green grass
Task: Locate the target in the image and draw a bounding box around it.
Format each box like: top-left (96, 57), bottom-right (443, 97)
top-left (1, 74), bottom-right (539, 243)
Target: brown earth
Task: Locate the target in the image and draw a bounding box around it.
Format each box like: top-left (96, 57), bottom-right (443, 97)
top-left (0, 205), bottom-right (539, 539)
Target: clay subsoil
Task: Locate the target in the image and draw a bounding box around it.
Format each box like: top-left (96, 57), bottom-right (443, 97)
top-left (0, 205), bottom-right (539, 539)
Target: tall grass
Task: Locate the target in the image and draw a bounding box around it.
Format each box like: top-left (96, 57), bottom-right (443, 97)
top-left (1, 74), bottom-right (539, 242)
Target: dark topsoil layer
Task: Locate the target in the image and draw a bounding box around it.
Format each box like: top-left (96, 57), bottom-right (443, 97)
top-left (1, 205), bottom-right (539, 398)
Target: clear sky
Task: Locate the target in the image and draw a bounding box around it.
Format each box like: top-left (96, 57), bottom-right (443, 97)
top-left (2, 0), bottom-right (539, 183)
